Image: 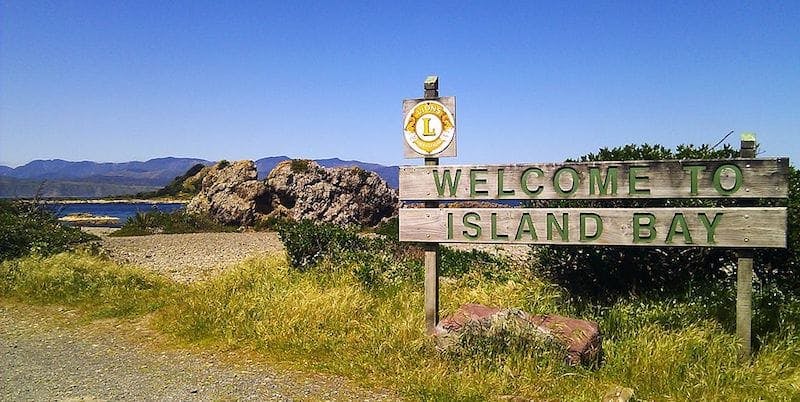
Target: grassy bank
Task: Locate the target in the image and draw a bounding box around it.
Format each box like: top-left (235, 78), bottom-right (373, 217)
top-left (2, 251), bottom-right (798, 400)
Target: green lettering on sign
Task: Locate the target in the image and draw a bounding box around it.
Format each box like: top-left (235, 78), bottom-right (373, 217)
top-left (515, 213), bottom-right (538, 241)
top-left (712, 164), bottom-right (743, 195)
top-left (629, 166), bottom-right (651, 195)
top-left (698, 212), bottom-right (722, 244)
top-left (462, 212), bottom-right (481, 240)
top-left (520, 167), bottom-right (544, 196)
top-left (497, 168), bottom-right (515, 198)
top-left (666, 213), bottom-right (693, 244)
top-left (589, 167), bottom-right (618, 195)
top-left (580, 213), bottom-right (603, 241)
top-left (546, 213), bottom-right (569, 241)
top-left (683, 166), bottom-right (705, 196)
top-left (491, 213), bottom-right (508, 240)
top-left (633, 213), bottom-right (656, 243)
top-left (433, 169), bottom-right (461, 197)
top-left (470, 169), bottom-right (489, 197)
top-left (554, 167), bottom-right (579, 196)
top-left (447, 212), bottom-right (453, 240)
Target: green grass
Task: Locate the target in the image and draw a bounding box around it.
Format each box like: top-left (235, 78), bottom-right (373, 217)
top-left (2, 252), bottom-right (799, 400)
top-left (111, 210), bottom-right (236, 236)
top-left (0, 252), bottom-right (175, 318)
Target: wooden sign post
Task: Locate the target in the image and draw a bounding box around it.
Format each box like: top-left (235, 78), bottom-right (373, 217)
top-left (402, 76), bottom-right (458, 334)
top-left (423, 77), bottom-right (441, 335)
top-left (398, 88), bottom-right (788, 356)
top-left (737, 134), bottom-right (756, 358)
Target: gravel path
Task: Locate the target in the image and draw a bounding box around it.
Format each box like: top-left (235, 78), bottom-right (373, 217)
top-left (88, 229), bottom-right (286, 283)
top-left (0, 302), bottom-right (393, 401)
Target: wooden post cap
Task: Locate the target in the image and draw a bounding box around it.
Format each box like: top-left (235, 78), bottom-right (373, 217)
top-left (424, 76), bottom-right (439, 90)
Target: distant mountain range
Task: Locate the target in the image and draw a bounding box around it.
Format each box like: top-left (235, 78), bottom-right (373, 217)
top-left (0, 157), bottom-right (399, 198)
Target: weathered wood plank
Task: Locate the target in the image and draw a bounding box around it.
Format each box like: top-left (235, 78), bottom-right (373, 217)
top-left (399, 159), bottom-right (789, 200)
top-left (399, 207), bottom-right (787, 248)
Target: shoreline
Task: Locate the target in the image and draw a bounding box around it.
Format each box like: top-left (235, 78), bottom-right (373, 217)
top-left (15, 199), bottom-right (190, 204)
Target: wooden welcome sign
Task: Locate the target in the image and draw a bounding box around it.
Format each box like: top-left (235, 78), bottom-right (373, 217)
top-left (399, 159), bottom-right (789, 248)
top-left (400, 77), bottom-right (789, 358)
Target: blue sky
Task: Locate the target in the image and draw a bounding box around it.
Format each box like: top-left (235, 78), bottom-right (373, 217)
top-left (1, 1), bottom-right (798, 167)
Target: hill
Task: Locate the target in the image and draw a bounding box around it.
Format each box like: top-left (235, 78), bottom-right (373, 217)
top-left (0, 176), bottom-right (159, 198)
top-left (1, 157), bottom-right (399, 198)
top-left (0, 157), bottom-right (212, 187)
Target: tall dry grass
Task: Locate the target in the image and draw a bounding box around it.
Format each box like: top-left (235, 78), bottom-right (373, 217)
top-left (2, 252), bottom-right (798, 399)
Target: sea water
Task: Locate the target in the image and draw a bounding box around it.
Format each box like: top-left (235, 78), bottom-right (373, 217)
top-left (47, 202), bottom-right (185, 226)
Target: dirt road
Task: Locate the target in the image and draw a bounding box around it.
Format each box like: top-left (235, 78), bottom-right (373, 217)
top-left (0, 302), bottom-right (392, 401)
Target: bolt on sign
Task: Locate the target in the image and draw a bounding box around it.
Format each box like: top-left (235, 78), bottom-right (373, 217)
top-left (402, 96), bottom-right (456, 158)
top-left (399, 158), bottom-right (789, 248)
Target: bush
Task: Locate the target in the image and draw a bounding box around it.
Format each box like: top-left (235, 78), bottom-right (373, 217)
top-left (373, 216), bottom-right (399, 241)
top-left (289, 159), bottom-right (310, 173)
top-left (0, 200), bottom-right (98, 261)
top-left (277, 219), bottom-right (516, 288)
top-left (277, 219), bottom-right (360, 270)
top-left (440, 247), bottom-right (512, 281)
top-left (111, 210), bottom-right (234, 236)
top-left (534, 143), bottom-right (798, 302)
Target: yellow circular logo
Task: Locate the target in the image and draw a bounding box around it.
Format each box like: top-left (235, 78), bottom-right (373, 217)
top-left (403, 100), bottom-right (455, 156)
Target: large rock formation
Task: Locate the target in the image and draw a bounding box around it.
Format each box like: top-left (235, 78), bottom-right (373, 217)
top-left (435, 303), bottom-right (603, 367)
top-left (265, 160), bottom-right (398, 227)
top-left (186, 159), bottom-right (398, 227)
top-left (186, 160), bottom-right (269, 226)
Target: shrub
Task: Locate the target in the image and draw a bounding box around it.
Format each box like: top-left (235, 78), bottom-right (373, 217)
top-left (440, 247), bottom-right (512, 281)
top-left (276, 219), bottom-right (515, 288)
top-left (373, 216), bottom-right (399, 241)
top-left (277, 219), bottom-right (360, 270)
top-left (111, 210), bottom-right (234, 236)
top-left (0, 200), bottom-right (98, 261)
top-left (534, 143), bottom-right (798, 301)
top-left (289, 159), bottom-right (310, 173)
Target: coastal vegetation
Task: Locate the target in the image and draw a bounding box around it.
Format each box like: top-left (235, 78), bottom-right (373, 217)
top-left (0, 200), bottom-right (97, 261)
top-left (133, 163), bottom-right (208, 200)
top-left (1, 143), bottom-right (798, 399)
top-left (110, 210), bottom-right (235, 236)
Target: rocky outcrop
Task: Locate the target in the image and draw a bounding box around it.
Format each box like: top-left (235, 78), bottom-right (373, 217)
top-left (264, 160), bottom-right (398, 227)
top-left (435, 303), bottom-right (603, 367)
top-left (186, 161), bottom-right (269, 226)
top-left (186, 159), bottom-right (398, 227)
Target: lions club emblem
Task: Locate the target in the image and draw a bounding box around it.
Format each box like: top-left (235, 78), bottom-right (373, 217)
top-left (403, 100), bottom-right (456, 156)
